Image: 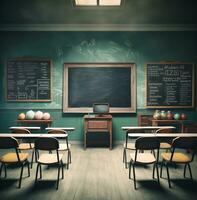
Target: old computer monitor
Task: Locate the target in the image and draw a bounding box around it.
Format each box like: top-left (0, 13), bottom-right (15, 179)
top-left (93, 103), bottom-right (109, 116)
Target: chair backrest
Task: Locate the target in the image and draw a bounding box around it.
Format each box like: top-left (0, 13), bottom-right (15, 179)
top-left (135, 137), bottom-right (160, 150)
top-left (127, 129), bottom-right (147, 134)
top-left (35, 137), bottom-right (59, 151)
top-left (11, 128), bottom-right (31, 134)
top-left (48, 129), bottom-right (67, 134)
top-left (155, 128), bottom-right (172, 133)
top-left (172, 137), bottom-right (195, 149)
top-left (0, 136), bottom-right (19, 149)
top-left (170, 137), bottom-right (196, 162)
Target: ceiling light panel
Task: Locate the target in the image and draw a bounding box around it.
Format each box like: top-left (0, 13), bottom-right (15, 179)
top-left (99, 0), bottom-right (121, 6)
top-left (75, 0), bottom-right (97, 6)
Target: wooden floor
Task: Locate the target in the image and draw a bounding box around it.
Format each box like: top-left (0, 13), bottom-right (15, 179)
top-left (0, 144), bottom-right (197, 200)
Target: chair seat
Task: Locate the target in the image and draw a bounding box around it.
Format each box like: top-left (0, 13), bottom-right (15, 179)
top-left (161, 152), bottom-right (191, 163)
top-left (160, 142), bottom-right (171, 149)
top-left (123, 143), bottom-right (135, 149)
top-left (38, 153), bottom-right (63, 164)
top-left (19, 143), bottom-right (34, 150)
top-left (58, 143), bottom-right (71, 151)
top-left (0, 152), bottom-right (29, 163)
top-left (130, 152), bottom-right (156, 164)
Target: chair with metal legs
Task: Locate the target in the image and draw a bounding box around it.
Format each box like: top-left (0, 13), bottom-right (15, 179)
top-left (160, 136), bottom-right (196, 188)
top-left (128, 137), bottom-right (160, 189)
top-left (123, 129), bottom-right (146, 169)
top-left (34, 137), bottom-right (64, 190)
top-left (0, 136), bottom-right (30, 188)
top-left (47, 129), bottom-right (71, 169)
top-left (11, 128), bottom-right (35, 168)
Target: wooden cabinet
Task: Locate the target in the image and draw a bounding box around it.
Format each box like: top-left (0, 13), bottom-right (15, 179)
top-left (84, 115), bottom-right (112, 150)
top-left (152, 119), bottom-right (189, 133)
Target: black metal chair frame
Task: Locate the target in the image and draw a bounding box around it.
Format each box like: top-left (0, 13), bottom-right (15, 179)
top-left (123, 129), bottom-right (147, 169)
top-left (129, 137), bottom-right (160, 190)
top-left (34, 137), bottom-right (64, 190)
top-left (48, 129), bottom-right (71, 169)
top-left (0, 137), bottom-right (30, 188)
top-left (160, 136), bottom-right (196, 188)
top-left (11, 128), bottom-right (35, 169)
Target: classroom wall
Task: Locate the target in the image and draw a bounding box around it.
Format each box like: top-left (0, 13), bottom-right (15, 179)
top-left (0, 31), bottom-right (197, 140)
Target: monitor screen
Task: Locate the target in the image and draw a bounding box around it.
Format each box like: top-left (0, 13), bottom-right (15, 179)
top-left (93, 103), bottom-right (109, 115)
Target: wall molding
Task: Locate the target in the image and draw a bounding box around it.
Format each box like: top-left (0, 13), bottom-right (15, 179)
top-left (0, 24), bottom-right (197, 31)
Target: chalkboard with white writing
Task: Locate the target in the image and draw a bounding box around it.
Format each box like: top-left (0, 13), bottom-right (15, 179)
top-left (145, 62), bottom-right (195, 108)
top-left (6, 59), bottom-right (52, 101)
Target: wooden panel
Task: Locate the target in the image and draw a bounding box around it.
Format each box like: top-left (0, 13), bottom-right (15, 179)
top-left (138, 114), bottom-right (153, 126)
top-left (88, 120), bottom-right (108, 129)
top-left (183, 124), bottom-right (197, 133)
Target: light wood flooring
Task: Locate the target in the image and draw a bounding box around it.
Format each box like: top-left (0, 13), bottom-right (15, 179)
top-left (0, 144), bottom-right (197, 200)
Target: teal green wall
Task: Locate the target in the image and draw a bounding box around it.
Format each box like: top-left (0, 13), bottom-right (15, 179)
top-left (0, 31), bottom-right (197, 140)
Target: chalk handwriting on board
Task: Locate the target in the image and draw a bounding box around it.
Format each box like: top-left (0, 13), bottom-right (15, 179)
top-left (6, 59), bottom-right (52, 102)
top-left (146, 63), bottom-right (194, 108)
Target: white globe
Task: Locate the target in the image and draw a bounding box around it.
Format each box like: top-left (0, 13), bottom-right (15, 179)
top-left (43, 112), bottom-right (51, 120)
top-left (34, 111), bottom-right (44, 120)
top-left (26, 110), bottom-right (35, 120)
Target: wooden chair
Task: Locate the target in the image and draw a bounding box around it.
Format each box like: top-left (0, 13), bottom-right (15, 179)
top-left (47, 129), bottom-right (71, 169)
top-left (123, 129), bottom-right (146, 169)
top-left (34, 137), bottom-right (64, 190)
top-left (160, 137), bottom-right (196, 188)
top-left (129, 137), bottom-right (160, 189)
top-left (0, 137), bottom-right (30, 188)
top-left (11, 128), bottom-right (35, 168)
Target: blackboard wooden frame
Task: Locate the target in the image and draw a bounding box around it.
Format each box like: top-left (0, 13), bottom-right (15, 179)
top-left (145, 62), bottom-right (195, 108)
top-left (63, 63), bottom-right (136, 113)
top-left (6, 58), bottom-right (52, 102)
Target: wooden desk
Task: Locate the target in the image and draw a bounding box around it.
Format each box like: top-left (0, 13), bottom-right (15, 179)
top-left (10, 126), bottom-right (41, 130)
top-left (152, 120), bottom-right (189, 133)
top-left (122, 126), bottom-right (175, 131)
top-left (0, 133), bottom-right (68, 139)
top-left (127, 133), bottom-right (197, 138)
top-left (122, 126), bottom-right (175, 149)
top-left (45, 127), bottom-right (75, 132)
top-left (17, 119), bottom-right (53, 127)
top-left (84, 115), bottom-right (112, 150)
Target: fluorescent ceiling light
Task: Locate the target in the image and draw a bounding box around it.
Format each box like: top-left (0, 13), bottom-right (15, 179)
top-left (75, 0), bottom-right (97, 6)
top-left (75, 0), bottom-right (122, 6)
top-left (100, 0), bottom-right (121, 6)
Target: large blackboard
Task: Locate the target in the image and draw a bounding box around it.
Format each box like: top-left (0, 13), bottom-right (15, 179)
top-left (63, 63), bottom-right (136, 113)
top-left (146, 62), bottom-right (195, 108)
top-left (6, 59), bottom-right (52, 101)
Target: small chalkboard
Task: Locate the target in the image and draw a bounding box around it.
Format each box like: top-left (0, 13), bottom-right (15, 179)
top-left (63, 63), bottom-right (136, 113)
top-left (6, 59), bottom-right (52, 101)
top-left (145, 62), bottom-right (195, 108)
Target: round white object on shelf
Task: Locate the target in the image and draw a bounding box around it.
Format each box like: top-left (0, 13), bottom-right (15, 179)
top-left (43, 112), bottom-right (51, 120)
top-left (26, 110), bottom-right (35, 120)
top-left (34, 111), bottom-right (44, 120)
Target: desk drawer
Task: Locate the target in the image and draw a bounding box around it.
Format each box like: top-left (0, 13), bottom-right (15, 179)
top-left (88, 121), bottom-right (108, 129)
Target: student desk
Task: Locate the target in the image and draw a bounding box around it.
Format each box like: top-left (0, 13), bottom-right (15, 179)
top-left (45, 127), bottom-right (75, 132)
top-left (122, 126), bottom-right (176, 148)
top-left (9, 126), bottom-right (41, 131)
top-left (0, 133), bottom-right (68, 139)
top-left (84, 115), bottom-right (112, 150)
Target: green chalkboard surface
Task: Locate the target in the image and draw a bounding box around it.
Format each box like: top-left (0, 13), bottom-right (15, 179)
top-left (6, 59), bottom-right (52, 101)
top-left (145, 62), bottom-right (195, 108)
top-left (63, 63), bottom-right (136, 113)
